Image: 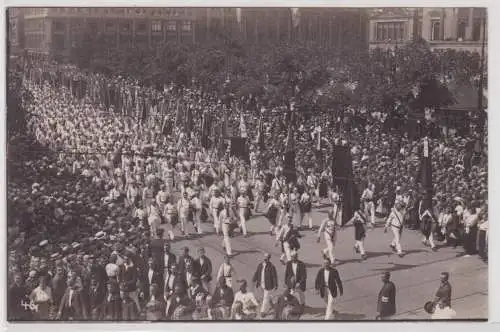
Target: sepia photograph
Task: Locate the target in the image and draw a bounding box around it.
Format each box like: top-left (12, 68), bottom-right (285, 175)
top-left (6, 6), bottom-right (488, 322)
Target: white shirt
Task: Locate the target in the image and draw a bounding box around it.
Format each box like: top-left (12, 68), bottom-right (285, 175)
top-left (233, 291), bottom-right (259, 315)
top-left (386, 209), bottom-right (404, 228)
top-left (292, 262), bottom-right (298, 277)
top-left (148, 269), bottom-right (154, 284)
top-left (105, 263), bottom-right (119, 277)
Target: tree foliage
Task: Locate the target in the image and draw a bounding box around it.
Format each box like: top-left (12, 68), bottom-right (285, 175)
top-left (76, 35), bottom-right (484, 115)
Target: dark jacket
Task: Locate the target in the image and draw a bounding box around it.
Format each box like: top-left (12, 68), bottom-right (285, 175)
top-left (195, 256), bottom-right (213, 283)
top-left (284, 260), bottom-right (307, 291)
top-left (58, 288), bottom-right (89, 320)
top-left (314, 267), bottom-right (344, 299)
top-left (143, 268), bottom-right (164, 300)
top-left (162, 252), bottom-right (177, 271)
top-left (8, 284), bottom-right (30, 320)
top-left (252, 261), bottom-right (278, 291)
top-left (101, 293), bottom-right (122, 320)
top-left (435, 281), bottom-right (452, 307)
top-left (377, 281), bottom-right (396, 317)
top-left (121, 296), bottom-right (139, 320)
top-left (121, 263), bottom-right (139, 293)
top-left (88, 283), bottom-right (106, 314)
top-left (164, 273), bottom-right (186, 297)
top-left (211, 285), bottom-right (234, 307)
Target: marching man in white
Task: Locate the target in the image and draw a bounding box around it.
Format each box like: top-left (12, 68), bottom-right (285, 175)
top-left (219, 201), bottom-right (234, 257)
top-left (210, 188), bottom-right (225, 235)
top-left (317, 209), bottom-right (340, 265)
top-left (361, 183), bottom-right (376, 225)
top-left (237, 191), bottom-right (250, 237)
top-left (384, 201), bottom-right (406, 257)
top-left (253, 173), bottom-right (267, 213)
top-left (177, 191), bottom-right (192, 236)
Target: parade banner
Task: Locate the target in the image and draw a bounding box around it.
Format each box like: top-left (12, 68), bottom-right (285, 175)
top-left (283, 113), bottom-right (297, 183)
top-left (417, 137), bottom-right (433, 210)
top-left (332, 144), bottom-right (359, 225)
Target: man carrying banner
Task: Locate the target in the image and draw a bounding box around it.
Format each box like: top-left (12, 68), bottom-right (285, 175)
top-left (343, 202), bottom-right (374, 260)
top-left (418, 137), bottom-right (437, 252)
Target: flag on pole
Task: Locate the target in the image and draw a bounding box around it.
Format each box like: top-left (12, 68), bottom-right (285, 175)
top-left (332, 144), bottom-right (359, 225)
top-left (201, 111), bottom-right (211, 149)
top-left (417, 137), bottom-right (433, 210)
top-left (174, 99), bottom-right (181, 127)
top-left (184, 105), bottom-right (193, 136)
top-left (255, 115), bottom-right (265, 151)
top-left (283, 112), bottom-right (297, 183)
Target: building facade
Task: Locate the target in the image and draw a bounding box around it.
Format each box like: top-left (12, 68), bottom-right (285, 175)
top-left (7, 8), bottom-right (24, 56)
top-left (369, 7), bottom-right (487, 53)
top-left (21, 7), bottom-right (200, 59)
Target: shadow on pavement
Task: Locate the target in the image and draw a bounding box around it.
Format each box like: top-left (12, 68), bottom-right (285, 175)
top-left (234, 249), bottom-right (261, 256)
top-left (365, 251), bottom-right (392, 259)
top-left (371, 263), bottom-right (417, 273)
top-left (303, 306), bottom-right (327, 318)
top-left (335, 312), bottom-right (367, 320)
top-left (403, 248), bottom-right (428, 256)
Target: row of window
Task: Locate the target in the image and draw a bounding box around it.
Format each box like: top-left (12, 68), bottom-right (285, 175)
top-left (47, 7), bottom-right (194, 17)
top-left (103, 20), bottom-right (192, 33)
top-left (48, 19), bottom-right (192, 35)
top-left (24, 18), bottom-right (45, 30)
top-left (374, 18), bottom-right (485, 42)
top-left (431, 18), bottom-right (483, 41)
top-left (25, 34), bottom-right (44, 49)
top-left (24, 8), bottom-right (47, 16)
top-left (375, 22), bottom-right (406, 41)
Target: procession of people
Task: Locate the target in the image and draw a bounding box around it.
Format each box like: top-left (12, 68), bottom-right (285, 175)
top-left (7, 49), bottom-right (487, 322)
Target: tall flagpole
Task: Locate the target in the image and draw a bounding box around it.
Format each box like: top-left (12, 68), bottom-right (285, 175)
top-left (477, 12), bottom-right (486, 130)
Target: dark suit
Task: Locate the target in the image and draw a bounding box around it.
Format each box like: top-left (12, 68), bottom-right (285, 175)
top-left (121, 264), bottom-right (139, 293)
top-left (91, 265), bottom-right (108, 285)
top-left (101, 293), bottom-right (122, 320)
top-left (195, 256), bottom-right (213, 284)
top-left (164, 273), bottom-right (185, 298)
top-left (58, 288), bottom-right (89, 320)
top-left (143, 268), bottom-right (164, 301)
top-left (314, 267), bottom-right (343, 299)
top-left (176, 255), bottom-right (194, 274)
top-left (252, 262), bottom-right (278, 291)
top-left (163, 252), bottom-right (177, 271)
top-left (285, 260), bottom-right (307, 291)
top-left (88, 283), bottom-right (106, 319)
top-left (121, 297), bottom-right (139, 320)
top-left (8, 284), bottom-right (29, 320)
top-left (51, 274), bottom-right (67, 308)
top-left (211, 285), bottom-right (234, 307)
top-left (377, 281), bottom-right (396, 318)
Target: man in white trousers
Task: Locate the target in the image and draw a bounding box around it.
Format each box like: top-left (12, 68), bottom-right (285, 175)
top-left (210, 188), bottom-right (225, 235)
top-left (219, 202), bottom-right (233, 257)
top-left (362, 184), bottom-right (376, 225)
top-left (315, 258), bottom-right (343, 320)
top-left (317, 210), bottom-right (339, 265)
top-left (276, 215), bottom-right (295, 263)
top-left (252, 253), bottom-right (278, 318)
top-left (237, 191), bottom-right (250, 237)
top-left (384, 201), bottom-right (406, 257)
